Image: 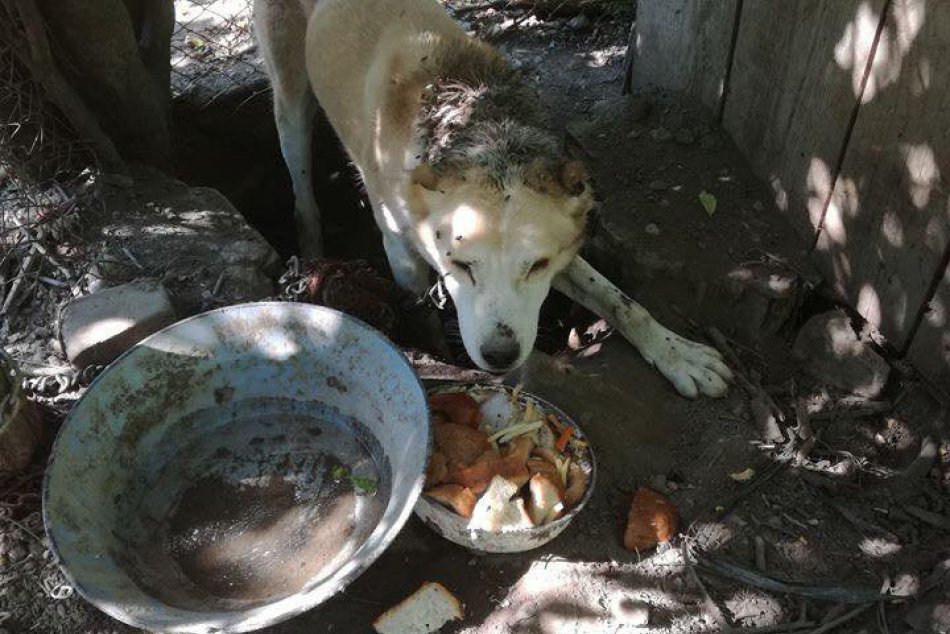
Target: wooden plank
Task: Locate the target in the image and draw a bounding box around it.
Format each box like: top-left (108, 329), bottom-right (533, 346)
top-left (721, 0), bottom-right (887, 244)
top-left (814, 0), bottom-right (950, 350)
top-left (631, 0), bottom-right (738, 115)
top-left (908, 262), bottom-right (950, 391)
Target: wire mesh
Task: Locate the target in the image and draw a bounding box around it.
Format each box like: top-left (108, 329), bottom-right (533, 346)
top-left (171, 0), bottom-right (266, 107)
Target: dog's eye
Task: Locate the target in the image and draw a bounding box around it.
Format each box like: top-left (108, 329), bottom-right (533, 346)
top-left (528, 258), bottom-right (550, 276)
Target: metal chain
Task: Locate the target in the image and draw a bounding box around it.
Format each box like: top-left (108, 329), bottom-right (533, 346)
top-left (21, 364), bottom-right (104, 398)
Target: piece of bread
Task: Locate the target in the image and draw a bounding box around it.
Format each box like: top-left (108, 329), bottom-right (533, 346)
top-left (446, 452), bottom-right (529, 494)
top-left (527, 457), bottom-right (560, 482)
top-left (527, 473), bottom-right (565, 525)
top-left (435, 423), bottom-right (490, 467)
top-left (373, 582), bottom-right (463, 634)
top-left (624, 486), bottom-right (678, 551)
top-left (429, 392), bottom-right (481, 428)
top-left (468, 476), bottom-right (533, 532)
top-left (506, 435), bottom-right (535, 462)
top-left (425, 484), bottom-right (477, 518)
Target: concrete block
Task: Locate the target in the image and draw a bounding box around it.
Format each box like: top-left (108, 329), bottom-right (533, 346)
top-left (61, 279), bottom-right (176, 368)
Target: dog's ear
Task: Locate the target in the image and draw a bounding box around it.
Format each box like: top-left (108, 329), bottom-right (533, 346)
top-left (411, 163), bottom-right (439, 191)
top-left (559, 160), bottom-right (588, 196)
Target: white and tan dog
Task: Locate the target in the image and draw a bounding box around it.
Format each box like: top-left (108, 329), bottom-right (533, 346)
top-left (254, 0), bottom-right (732, 397)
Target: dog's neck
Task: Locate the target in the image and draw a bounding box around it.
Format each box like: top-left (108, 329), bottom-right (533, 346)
top-left (414, 39), bottom-right (563, 183)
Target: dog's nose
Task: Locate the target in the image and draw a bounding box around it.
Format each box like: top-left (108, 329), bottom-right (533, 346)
top-left (480, 342), bottom-right (521, 371)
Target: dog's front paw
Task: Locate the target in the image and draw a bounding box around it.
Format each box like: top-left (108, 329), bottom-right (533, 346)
top-left (636, 323), bottom-right (733, 398)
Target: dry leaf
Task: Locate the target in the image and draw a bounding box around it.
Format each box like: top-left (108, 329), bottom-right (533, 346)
top-left (728, 467), bottom-right (756, 482)
top-left (699, 190), bottom-right (717, 216)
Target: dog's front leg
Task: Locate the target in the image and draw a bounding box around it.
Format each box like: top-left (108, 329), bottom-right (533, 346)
top-left (381, 224), bottom-right (432, 296)
top-left (554, 256), bottom-right (733, 398)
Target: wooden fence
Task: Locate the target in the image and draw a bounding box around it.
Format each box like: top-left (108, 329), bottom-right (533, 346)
top-left (631, 0), bottom-right (950, 389)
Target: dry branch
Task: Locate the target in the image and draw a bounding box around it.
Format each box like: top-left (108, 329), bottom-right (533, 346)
top-left (6, 0), bottom-right (124, 171)
top-left (695, 555), bottom-right (902, 604)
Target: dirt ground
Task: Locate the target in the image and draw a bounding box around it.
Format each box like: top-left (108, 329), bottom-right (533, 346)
top-left (2, 3), bottom-right (949, 634)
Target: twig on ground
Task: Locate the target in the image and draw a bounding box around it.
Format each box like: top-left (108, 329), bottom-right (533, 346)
top-left (122, 246), bottom-right (144, 270)
top-left (810, 401), bottom-right (892, 422)
top-left (452, 0), bottom-right (527, 14)
top-left (212, 270), bottom-right (226, 297)
top-left (781, 512), bottom-right (811, 532)
top-left (682, 541), bottom-right (732, 632)
top-left (695, 555), bottom-right (900, 604)
top-left (750, 513), bottom-right (800, 538)
top-left (806, 603), bottom-right (872, 634)
top-left (735, 621), bottom-right (815, 634)
top-left (707, 325), bottom-right (754, 381)
top-left (711, 460), bottom-right (784, 518)
top-left (831, 503), bottom-right (900, 542)
top-left (706, 327), bottom-right (786, 439)
top-left (754, 535), bottom-right (767, 572)
top-left (903, 504), bottom-right (950, 532)
top-left (877, 601), bottom-right (890, 634)
top-left (0, 513), bottom-right (44, 544)
top-left (0, 249), bottom-right (36, 315)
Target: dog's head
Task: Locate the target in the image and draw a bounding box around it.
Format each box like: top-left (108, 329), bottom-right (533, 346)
top-left (409, 156), bottom-right (595, 372)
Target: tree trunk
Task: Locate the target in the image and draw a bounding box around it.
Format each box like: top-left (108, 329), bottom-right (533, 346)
top-left (34, 0), bottom-right (174, 168)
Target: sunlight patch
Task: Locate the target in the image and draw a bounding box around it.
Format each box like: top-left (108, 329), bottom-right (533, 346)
top-left (881, 210), bottom-right (905, 247)
top-left (857, 284), bottom-right (882, 330)
top-left (807, 158), bottom-right (832, 231)
top-left (901, 143), bottom-right (940, 209)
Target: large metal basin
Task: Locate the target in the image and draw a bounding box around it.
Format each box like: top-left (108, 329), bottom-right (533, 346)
top-left (43, 302), bottom-right (430, 633)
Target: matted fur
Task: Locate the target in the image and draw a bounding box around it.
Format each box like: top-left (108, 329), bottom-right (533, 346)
top-left (415, 40), bottom-right (564, 188)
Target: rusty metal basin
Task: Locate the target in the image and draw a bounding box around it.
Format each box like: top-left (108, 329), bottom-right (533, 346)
top-left (43, 302), bottom-right (430, 633)
top-left (415, 383), bottom-right (596, 553)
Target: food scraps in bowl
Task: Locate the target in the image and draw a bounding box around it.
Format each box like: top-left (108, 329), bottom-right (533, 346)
top-left (422, 385), bottom-right (591, 533)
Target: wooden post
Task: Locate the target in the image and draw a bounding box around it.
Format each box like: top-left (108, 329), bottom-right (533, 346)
top-left (629, 0), bottom-right (739, 115)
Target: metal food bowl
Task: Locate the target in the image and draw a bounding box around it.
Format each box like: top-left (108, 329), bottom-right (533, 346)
top-left (43, 303), bottom-right (430, 633)
top-left (415, 383), bottom-right (596, 553)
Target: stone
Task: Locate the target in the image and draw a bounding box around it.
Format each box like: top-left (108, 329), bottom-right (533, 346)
top-left (567, 14), bottom-right (590, 30)
top-left (94, 170), bottom-right (280, 315)
top-left (792, 310), bottom-right (890, 398)
top-left (60, 279), bottom-right (176, 368)
top-left (645, 223), bottom-right (660, 236)
top-left (648, 179), bottom-right (668, 191)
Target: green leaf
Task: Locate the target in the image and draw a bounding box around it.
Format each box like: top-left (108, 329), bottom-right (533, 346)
top-left (350, 475), bottom-right (378, 494)
top-left (330, 465), bottom-right (347, 480)
top-left (699, 190), bottom-right (717, 216)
